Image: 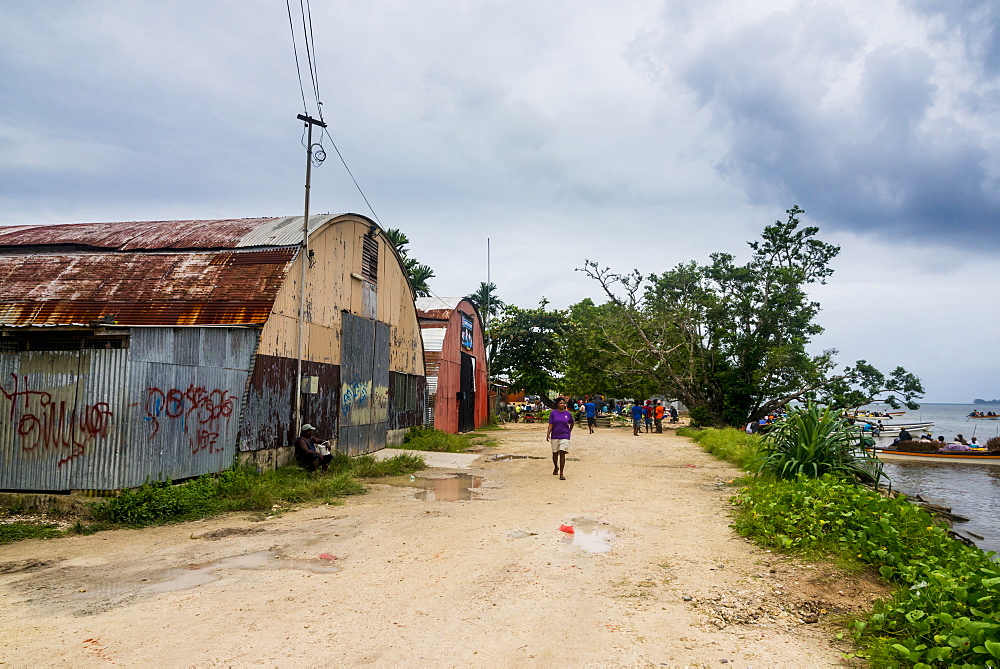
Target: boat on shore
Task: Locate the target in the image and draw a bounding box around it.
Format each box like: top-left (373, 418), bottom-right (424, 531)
top-left (865, 447), bottom-right (1000, 465)
top-left (850, 421), bottom-right (934, 435)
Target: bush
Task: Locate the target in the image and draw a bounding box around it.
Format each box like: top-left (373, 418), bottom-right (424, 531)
top-left (678, 426), bottom-right (763, 470)
top-left (401, 426), bottom-right (495, 452)
top-left (91, 454), bottom-right (426, 528)
top-left (733, 475), bottom-right (1000, 666)
top-left (756, 403), bottom-right (885, 485)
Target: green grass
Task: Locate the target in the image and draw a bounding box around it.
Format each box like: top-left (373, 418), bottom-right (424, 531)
top-left (0, 521), bottom-right (64, 544)
top-left (397, 426), bottom-right (498, 452)
top-left (733, 475), bottom-right (1000, 666)
top-left (677, 426), bottom-right (763, 470)
top-left (83, 453), bottom-right (425, 528)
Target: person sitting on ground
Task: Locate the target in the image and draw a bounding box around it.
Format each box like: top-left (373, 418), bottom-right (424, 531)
top-left (295, 424), bottom-right (332, 473)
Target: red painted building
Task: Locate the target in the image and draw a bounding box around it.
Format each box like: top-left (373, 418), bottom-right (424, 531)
top-left (416, 297), bottom-right (488, 433)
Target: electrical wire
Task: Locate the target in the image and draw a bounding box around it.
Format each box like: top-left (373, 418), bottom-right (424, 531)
top-left (285, 0), bottom-right (309, 114)
top-left (285, 0), bottom-right (384, 229)
top-left (323, 126), bottom-right (382, 226)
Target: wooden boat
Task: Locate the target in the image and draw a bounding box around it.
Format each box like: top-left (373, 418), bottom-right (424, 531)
top-left (850, 422), bottom-right (934, 435)
top-left (968, 414), bottom-right (1000, 420)
top-left (850, 411), bottom-right (906, 419)
top-left (865, 447), bottom-right (1000, 465)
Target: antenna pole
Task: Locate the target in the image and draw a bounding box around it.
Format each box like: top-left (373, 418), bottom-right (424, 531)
top-left (294, 113), bottom-right (327, 437)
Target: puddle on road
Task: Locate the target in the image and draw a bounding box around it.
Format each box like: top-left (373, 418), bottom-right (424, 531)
top-left (486, 454), bottom-right (544, 462)
top-left (373, 473), bottom-right (484, 501)
top-left (66, 551), bottom-right (339, 600)
top-left (561, 517), bottom-right (615, 553)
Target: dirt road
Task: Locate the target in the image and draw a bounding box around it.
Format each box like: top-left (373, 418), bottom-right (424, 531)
top-left (0, 424), bottom-right (885, 667)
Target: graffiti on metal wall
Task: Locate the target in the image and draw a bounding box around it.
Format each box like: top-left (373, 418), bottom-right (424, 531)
top-left (340, 375), bottom-right (371, 425)
top-left (140, 385), bottom-right (235, 454)
top-left (372, 384), bottom-right (389, 423)
top-left (1, 373), bottom-right (113, 466)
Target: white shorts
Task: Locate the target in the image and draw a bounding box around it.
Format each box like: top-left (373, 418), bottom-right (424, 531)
top-left (551, 439), bottom-right (570, 453)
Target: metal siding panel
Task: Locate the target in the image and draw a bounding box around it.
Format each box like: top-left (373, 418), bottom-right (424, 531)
top-left (340, 313), bottom-right (374, 429)
top-left (68, 348), bottom-right (129, 490)
top-left (371, 322), bottom-right (390, 451)
top-left (127, 328), bottom-right (255, 487)
top-left (239, 354), bottom-right (295, 451)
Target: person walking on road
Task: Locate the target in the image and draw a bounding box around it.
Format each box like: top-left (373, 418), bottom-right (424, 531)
top-left (584, 399), bottom-right (597, 434)
top-left (630, 402), bottom-right (644, 436)
top-left (546, 397), bottom-right (574, 480)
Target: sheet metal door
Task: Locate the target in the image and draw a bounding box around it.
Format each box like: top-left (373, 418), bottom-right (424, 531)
top-left (339, 313), bottom-right (390, 455)
top-left (458, 352), bottom-right (475, 433)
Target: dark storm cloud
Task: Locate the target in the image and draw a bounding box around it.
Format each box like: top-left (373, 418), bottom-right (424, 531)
top-left (639, 2), bottom-right (1000, 248)
top-left (905, 0), bottom-right (1000, 77)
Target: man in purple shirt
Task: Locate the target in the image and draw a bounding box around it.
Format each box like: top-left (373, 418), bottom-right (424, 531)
top-left (546, 397), bottom-right (574, 480)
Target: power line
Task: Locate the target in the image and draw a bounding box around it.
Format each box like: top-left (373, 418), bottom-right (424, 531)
top-left (323, 127), bottom-right (382, 226)
top-left (284, 0), bottom-right (308, 114)
top-left (284, 0), bottom-right (384, 228)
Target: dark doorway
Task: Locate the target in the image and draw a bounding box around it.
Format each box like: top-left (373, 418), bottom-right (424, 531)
top-left (458, 352), bottom-right (475, 433)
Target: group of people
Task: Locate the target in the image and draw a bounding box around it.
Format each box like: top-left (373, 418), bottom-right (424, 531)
top-left (891, 429), bottom-right (984, 450)
top-left (968, 410), bottom-right (998, 417)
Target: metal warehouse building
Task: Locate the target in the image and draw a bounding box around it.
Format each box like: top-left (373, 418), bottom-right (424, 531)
top-left (0, 214), bottom-right (425, 492)
top-left (416, 297), bottom-right (488, 433)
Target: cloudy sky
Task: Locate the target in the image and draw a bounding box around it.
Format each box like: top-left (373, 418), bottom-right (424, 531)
top-left (2, 1), bottom-right (998, 403)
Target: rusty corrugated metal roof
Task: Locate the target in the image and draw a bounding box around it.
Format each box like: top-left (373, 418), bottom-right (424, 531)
top-left (0, 215), bottom-right (352, 251)
top-left (0, 249), bottom-right (296, 326)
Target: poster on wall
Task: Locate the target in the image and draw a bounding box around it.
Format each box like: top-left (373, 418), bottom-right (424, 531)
top-left (460, 313), bottom-right (474, 352)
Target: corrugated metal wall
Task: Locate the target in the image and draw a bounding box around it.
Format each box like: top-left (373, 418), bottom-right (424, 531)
top-left (339, 313), bottom-right (390, 455)
top-left (238, 354), bottom-right (342, 452)
top-left (0, 327), bottom-right (256, 492)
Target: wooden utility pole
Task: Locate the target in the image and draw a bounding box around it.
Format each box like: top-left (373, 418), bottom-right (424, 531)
top-left (294, 113), bottom-right (327, 436)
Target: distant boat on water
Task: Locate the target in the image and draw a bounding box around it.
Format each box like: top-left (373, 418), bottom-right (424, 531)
top-left (865, 447), bottom-right (1000, 465)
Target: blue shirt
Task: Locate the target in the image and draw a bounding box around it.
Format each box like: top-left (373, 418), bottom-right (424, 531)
top-left (630, 405), bottom-right (644, 420)
top-left (584, 402), bottom-right (596, 418)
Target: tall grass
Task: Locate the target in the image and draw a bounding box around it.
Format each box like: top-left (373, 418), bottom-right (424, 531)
top-left (91, 453), bottom-right (426, 528)
top-left (398, 426), bottom-right (498, 453)
top-left (677, 426), bottom-right (762, 470)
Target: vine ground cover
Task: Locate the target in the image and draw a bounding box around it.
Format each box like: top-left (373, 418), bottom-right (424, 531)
top-left (687, 427), bottom-right (1000, 667)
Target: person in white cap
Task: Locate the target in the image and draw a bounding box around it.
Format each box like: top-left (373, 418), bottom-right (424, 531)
top-left (295, 424), bottom-right (332, 473)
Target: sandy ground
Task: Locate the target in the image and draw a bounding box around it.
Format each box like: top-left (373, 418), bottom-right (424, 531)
top-left (0, 424), bottom-right (890, 668)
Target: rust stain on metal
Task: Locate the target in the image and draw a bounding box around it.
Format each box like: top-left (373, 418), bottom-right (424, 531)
top-left (0, 249), bottom-right (295, 326)
top-left (0, 218), bottom-right (282, 250)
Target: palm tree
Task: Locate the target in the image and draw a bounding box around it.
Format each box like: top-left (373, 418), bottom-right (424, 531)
top-left (466, 282), bottom-right (504, 320)
top-left (384, 228), bottom-right (435, 297)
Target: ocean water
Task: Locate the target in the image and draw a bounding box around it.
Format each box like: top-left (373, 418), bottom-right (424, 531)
top-left (865, 403), bottom-right (1000, 555)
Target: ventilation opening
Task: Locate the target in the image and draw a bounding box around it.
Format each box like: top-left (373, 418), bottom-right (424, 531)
top-left (361, 235), bottom-right (378, 284)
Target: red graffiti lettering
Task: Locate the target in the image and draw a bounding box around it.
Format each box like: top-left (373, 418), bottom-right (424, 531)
top-left (140, 385), bottom-right (234, 454)
top-left (1, 373), bottom-right (113, 466)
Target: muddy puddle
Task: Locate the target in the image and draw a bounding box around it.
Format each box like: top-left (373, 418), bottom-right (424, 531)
top-left (561, 517), bottom-right (615, 553)
top-left (65, 551), bottom-right (339, 600)
top-left (486, 454), bottom-right (544, 462)
top-left (373, 473), bottom-right (484, 501)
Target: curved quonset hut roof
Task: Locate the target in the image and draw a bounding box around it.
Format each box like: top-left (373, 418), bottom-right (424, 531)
top-left (0, 214), bottom-right (378, 327)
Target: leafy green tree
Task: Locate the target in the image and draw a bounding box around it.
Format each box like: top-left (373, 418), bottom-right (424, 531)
top-left (490, 299), bottom-right (568, 407)
top-left (385, 228), bottom-right (435, 297)
top-left (561, 298), bottom-right (658, 400)
top-left (579, 206), bottom-right (923, 425)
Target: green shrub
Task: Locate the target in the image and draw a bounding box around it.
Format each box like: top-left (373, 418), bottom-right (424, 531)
top-left (733, 475), bottom-right (1000, 666)
top-left (91, 454), bottom-right (426, 528)
top-left (756, 403), bottom-right (885, 484)
top-left (679, 426), bottom-right (762, 470)
top-left (401, 426), bottom-right (486, 452)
